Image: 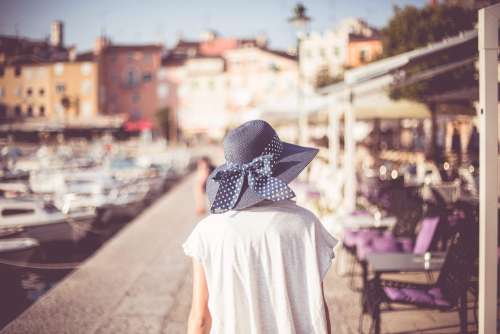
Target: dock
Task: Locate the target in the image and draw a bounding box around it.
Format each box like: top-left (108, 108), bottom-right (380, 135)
top-left (1, 174), bottom-right (198, 334)
top-left (1, 172), bottom-right (473, 334)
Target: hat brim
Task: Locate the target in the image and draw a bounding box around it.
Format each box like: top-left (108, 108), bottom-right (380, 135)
top-left (206, 142), bottom-right (319, 211)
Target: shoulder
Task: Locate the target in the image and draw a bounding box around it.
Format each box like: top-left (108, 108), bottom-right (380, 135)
top-left (264, 201), bottom-right (322, 236)
top-left (275, 200), bottom-right (320, 224)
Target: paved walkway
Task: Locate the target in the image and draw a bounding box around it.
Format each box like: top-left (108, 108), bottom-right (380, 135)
top-left (2, 172), bottom-right (476, 333)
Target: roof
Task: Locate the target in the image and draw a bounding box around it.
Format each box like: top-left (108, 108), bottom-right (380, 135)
top-left (0, 35), bottom-right (70, 65)
top-left (343, 29), bottom-right (477, 85)
top-left (348, 32), bottom-right (382, 42)
top-left (264, 48), bottom-right (297, 61)
top-left (101, 44), bottom-right (163, 53)
top-left (161, 53), bottom-right (188, 67)
top-left (75, 51), bottom-right (95, 62)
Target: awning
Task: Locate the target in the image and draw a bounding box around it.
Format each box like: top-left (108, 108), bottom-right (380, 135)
top-left (123, 119), bottom-right (153, 132)
top-left (350, 92), bottom-right (430, 119)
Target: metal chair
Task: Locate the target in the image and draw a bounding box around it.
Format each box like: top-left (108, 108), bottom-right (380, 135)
top-left (361, 222), bottom-right (477, 334)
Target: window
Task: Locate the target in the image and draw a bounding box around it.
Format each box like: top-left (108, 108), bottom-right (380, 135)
top-left (157, 68), bottom-right (168, 80)
top-left (80, 63), bottom-right (92, 76)
top-left (157, 84), bottom-right (169, 99)
top-left (0, 66), bottom-right (4, 77)
top-left (359, 49), bottom-right (367, 63)
top-left (24, 68), bottom-right (32, 80)
top-left (125, 68), bottom-right (140, 87)
top-left (333, 47), bottom-right (340, 56)
top-left (14, 86), bottom-right (22, 97)
top-left (0, 104), bottom-right (6, 118)
top-left (56, 83), bottom-right (66, 93)
top-left (39, 105), bottom-right (46, 117)
top-left (80, 80), bottom-right (92, 95)
top-left (27, 105), bottom-right (33, 117)
top-left (27, 88), bottom-right (33, 96)
top-left (269, 63), bottom-right (280, 72)
top-left (132, 94), bottom-right (140, 103)
top-left (143, 72), bottom-right (152, 82)
top-left (81, 101), bottom-right (92, 118)
top-left (319, 48), bottom-right (326, 59)
top-left (208, 80), bottom-right (215, 90)
top-left (143, 53), bottom-right (152, 64)
top-left (2, 208), bottom-right (35, 216)
top-left (14, 66), bottom-right (21, 76)
top-left (39, 88), bottom-right (45, 96)
top-left (54, 63), bottom-right (64, 76)
top-left (14, 105), bottom-right (22, 117)
top-left (128, 52), bottom-right (134, 61)
top-left (0, 86), bottom-right (4, 98)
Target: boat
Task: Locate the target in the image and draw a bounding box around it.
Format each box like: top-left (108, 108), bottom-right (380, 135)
top-left (0, 199), bottom-right (94, 243)
top-left (0, 238), bottom-right (39, 264)
top-left (53, 168), bottom-right (152, 224)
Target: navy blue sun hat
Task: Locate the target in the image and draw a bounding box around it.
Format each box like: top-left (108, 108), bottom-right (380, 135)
top-left (206, 119), bottom-right (318, 214)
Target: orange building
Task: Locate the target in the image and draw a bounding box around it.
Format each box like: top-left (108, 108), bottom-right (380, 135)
top-left (0, 59), bottom-right (99, 124)
top-left (346, 33), bottom-right (383, 68)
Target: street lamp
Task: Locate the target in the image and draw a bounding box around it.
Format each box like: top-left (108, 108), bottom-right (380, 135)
top-left (288, 3), bottom-right (311, 145)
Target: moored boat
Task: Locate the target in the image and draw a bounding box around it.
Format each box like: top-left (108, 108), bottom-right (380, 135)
top-left (0, 238), bottom-right (39, 264)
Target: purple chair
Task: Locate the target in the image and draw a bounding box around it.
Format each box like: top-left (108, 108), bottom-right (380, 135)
top-left (362, 224), bottom-right (476, 334)
top-left (356, 217), bottom-right (441, 261)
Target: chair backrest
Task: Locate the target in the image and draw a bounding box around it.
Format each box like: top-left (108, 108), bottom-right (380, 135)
top-left (389, 189), bottom-right (424, 238)
top-left (436, 222), bottom-right (477, 306)
top-left (413, 217), bottom-right (440, 254)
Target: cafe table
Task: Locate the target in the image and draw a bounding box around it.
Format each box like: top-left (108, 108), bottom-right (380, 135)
top-left (365, 252), bottom-right (448, 334)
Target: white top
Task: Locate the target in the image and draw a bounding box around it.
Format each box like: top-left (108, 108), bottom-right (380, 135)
top-left (183, 199), bottom-right (338, 334)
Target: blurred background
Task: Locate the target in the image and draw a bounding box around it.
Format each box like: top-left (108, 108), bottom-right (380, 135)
top-left (0, 0), bottom-right (499, 333)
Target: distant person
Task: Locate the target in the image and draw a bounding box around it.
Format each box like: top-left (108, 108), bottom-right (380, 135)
top-left (184, 120), bottom-right (337, 334)
top-left (195, 156), bottom-right (214, 215)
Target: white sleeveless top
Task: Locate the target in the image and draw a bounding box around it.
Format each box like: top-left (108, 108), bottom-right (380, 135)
top-left (183, 200), bottom-right (338, 334)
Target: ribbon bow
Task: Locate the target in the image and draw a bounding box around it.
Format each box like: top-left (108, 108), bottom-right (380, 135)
top-left (210, 154), bottom-right (295, 213)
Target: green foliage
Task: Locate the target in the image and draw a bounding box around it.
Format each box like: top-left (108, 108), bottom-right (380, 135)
top-left (314, 66), bottom-right (343, 88)
top-left (155, 107), bottom-right (171, 139)
top-left (382, 4), bottom-right (477, 104)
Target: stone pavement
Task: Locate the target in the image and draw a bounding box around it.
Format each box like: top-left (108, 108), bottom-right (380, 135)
top-left (2, 172), bottom-right (477, 334)
top-left (324, 247), bottom-right (477, 334)
top-left (1, 174), bottom-right (199, 334)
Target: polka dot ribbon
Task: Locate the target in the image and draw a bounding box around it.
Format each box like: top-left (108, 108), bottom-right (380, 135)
top-left (210, 135), bottom-right (295, 213)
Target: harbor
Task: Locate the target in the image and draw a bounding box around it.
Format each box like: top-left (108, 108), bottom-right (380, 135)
top-left (0, 173), bottom-right (199, 334)
top-left (0, 138), bottom-right (200, 329)
top-left (0, 173), bottom-right (477, 334)
top-left (2, 0), bottom-right (500, 333)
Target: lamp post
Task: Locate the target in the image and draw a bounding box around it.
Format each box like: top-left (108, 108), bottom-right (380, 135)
top-left (288, 3), bottom-right (311, 145)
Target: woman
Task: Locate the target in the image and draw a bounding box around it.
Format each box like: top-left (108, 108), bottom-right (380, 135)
top-left (194, 156), bottom-right (215, 216)
top-left (183, 120), bottom-right (337, 334)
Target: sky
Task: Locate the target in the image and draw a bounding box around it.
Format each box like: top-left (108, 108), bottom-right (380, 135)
top-left (0, 0), bottom-right (427, 52)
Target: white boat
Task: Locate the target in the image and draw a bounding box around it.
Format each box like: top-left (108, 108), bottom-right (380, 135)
top-left (29, 169), bottom-right (65, 194)
top-left (0, 238), bottom-right (39, 263)
top-left (53, 171), bottom-right (148, 224)
top-left (0, 199), bottom-right (94, 243)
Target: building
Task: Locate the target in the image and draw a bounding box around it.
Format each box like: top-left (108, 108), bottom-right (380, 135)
top-left (0, 58), bottom-right (99, 124)
top-left (161, 32), bottom-right (297, 139)
top-left (0, 22), bottom-right (101, 125)
top-left (95, 38), bottom-right (163, 123)
top-left (299, 18), bottom-right (382, 86)
top-left (346, 32), bottom-right (383, 68)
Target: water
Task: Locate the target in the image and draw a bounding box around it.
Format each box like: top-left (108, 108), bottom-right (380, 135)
top-left (0, 216), bottom-right (131, 329)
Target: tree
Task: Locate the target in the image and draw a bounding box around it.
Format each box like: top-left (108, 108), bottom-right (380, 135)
top-left (382, 3), bottom-right (477, 158)
top-left (314, 66), bottom-right (343, 88)
top-left (155, 107), bottom-right (172, 140)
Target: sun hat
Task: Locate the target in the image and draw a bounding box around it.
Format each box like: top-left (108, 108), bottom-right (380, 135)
top-left (206, 119), bottom-right (318, 214)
